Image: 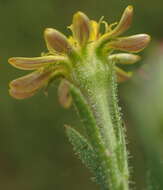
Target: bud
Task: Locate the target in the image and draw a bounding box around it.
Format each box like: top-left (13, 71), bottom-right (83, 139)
top-left (108, 5), bottom-right (133, 38)
top-left (8, 56), bottom-right (67, 70)
top-left (72, 11), bottom-right (90, 46)
top-left (115, 67), bottom-right (132, 82)
top-left (108, 34), bottom-right (151, 53)
top-left (58, 80), bottom-right (72, 108)
top-left (108, 53), bottom-right (141, 64)
top-left (44, 28), bottom-right (72, 54)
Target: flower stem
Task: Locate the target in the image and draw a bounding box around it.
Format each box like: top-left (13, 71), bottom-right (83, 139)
top-left (69, 50), bottom-right (129, 190)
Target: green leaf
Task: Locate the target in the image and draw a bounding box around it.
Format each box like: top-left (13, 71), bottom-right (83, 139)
top-left (66, 81), bottom-right (104, 150)
top-left (65, 126), bottom-right (109, 190)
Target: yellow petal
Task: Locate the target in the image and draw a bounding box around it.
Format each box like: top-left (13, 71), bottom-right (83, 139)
top-left (8, 56), bottom-right (67, 70)
top-left (10, 70), bottom-right (52, 93)
top-left (58, 80), bottom-right (72, 109)
top-left (9, 88), bottom-right (37, 99)
top-left (72, 11), bottom-right (90, 46)
top-left (44, 28), bottom-right (73, 54)
top-left (96, 6), bottom-right (134, 48)
top-left (108, 34), bottom-right (151, 53)
top-left (108, 53), bottom-right (141, 64)
top-left (115, 67), bottom-right (132, 82)
top-left (90, 20), bottom-right (99, 41)
top-left (68, 36), bottom-right (77, 46)
top-left (108, 5), bottom-right (133, 38)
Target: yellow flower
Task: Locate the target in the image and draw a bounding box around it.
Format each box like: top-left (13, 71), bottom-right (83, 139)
top-left (8, 5), bottom-right (150, 101)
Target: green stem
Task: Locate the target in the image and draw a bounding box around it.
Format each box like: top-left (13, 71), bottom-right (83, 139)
top-left (70, 50), bottom-right (129, 190)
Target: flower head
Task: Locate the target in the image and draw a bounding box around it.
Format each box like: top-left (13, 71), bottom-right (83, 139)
top-left (8, 5), bottom-right (150, 100)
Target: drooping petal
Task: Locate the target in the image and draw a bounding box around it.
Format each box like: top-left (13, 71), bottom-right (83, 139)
top-left (9, 88), bottom-right (37, 100)
top-left (8, 56), bottom-right (67, 70)
top-left (58, 80), bottom-right (72, 108)
top-left (44, 28), bottom-right (73, 54)
top-left (108, 53), bottom-right (141, 64)
top-left (115, 67), bottom-right (132, 82)
top-left (72, 11), bottom-right (90, 46)
top-left (10, 70), bottom-right (53, 94)
top-left (107, 5), bottom-right (133, 38)
top-left (108, 34), bottom-right (151, 53)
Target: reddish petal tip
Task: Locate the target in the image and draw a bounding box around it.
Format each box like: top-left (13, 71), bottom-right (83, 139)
top-left (44, 28), bottom-right (72, 54)
top-left (72, 11), bottom-right (90, 46)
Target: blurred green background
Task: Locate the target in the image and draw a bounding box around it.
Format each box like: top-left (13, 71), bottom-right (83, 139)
top-left (0, 0), bottom-right (163, 189)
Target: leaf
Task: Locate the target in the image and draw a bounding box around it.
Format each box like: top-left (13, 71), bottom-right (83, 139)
top-left (65, 126), bottom-right (109, 190)
top-left (66, 81), bottom-right (103, 150)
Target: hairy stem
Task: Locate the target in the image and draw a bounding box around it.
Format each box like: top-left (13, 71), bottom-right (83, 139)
top-left (69, 50), bottom-right (129, 190)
